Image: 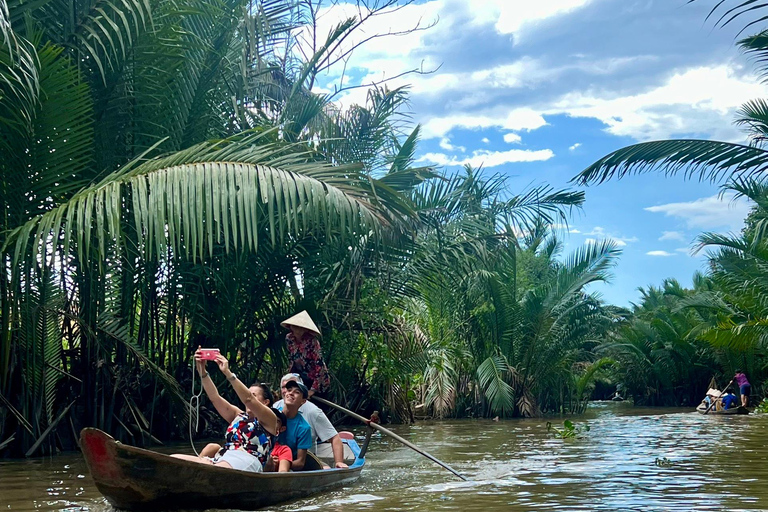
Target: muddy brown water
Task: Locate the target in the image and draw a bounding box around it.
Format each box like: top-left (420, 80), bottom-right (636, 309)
top-left (2, 402), bottom-right (768, 511)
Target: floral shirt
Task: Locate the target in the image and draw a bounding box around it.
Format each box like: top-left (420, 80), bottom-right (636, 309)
top-left (220, 413), bottom-right (273, 467)
top-left (286, 331), bottom-right (331, 395)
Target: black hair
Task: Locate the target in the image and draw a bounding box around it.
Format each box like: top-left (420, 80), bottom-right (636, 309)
top-left (251, 382), bottom-right (274, 406)
top-left (272, 407), bottom-right (288, 429)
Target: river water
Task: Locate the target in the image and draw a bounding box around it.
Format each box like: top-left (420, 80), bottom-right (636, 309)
top-left (2, 402), bottom-right (768, 511)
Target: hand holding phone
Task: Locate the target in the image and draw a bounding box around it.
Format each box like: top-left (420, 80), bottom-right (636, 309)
top-left (199, 348), bottom-right (220, 361)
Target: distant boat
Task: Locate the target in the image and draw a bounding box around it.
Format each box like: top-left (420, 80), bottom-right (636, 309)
top-left (696, 403), bottom-right (749, 415)
top-left (80, 428), bottom-right (365, 511)
top-left (696, 387), bottom-right (750, 415)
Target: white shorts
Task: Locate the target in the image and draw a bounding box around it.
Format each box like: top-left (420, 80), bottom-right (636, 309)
top-left (213, 449), bottom-right (263, 473)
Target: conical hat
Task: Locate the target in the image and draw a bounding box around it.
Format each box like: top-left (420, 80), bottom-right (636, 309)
top-left (280, 310), bottom-right (320, 335)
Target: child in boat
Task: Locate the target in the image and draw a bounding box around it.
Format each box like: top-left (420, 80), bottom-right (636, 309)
top-left (265, 441), bottom-right (293, 472)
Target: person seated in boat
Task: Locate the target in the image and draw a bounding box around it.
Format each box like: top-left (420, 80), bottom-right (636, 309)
top-left (200, 414), bottom-right (293, 473)
top-left (274, 373), bottom-right (349, 469)
top-left (703, 395), bottom-right (721, 411)
top-left (734, 370), bottom-right (751, 407)
top-left (274, 377), bottom-right (314, 471)
top-left (170, 350), bottom-right (284, 473)
top-left (722, 391), bottom-right (738, 410)
top-left (264, 438), bottom-right (293, 472)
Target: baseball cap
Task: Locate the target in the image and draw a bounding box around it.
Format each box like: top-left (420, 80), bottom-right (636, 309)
top-left (271, 407), bottom-right (288, 427)
top-left (284, 379), bottom-right (309, 398)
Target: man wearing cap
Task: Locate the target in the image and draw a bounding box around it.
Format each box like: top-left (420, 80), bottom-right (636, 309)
top-left (275, 377), bottom-right (313, 470)
top-left (274, 373), bottom-right (349, 469)
top-left (281, 311), bottom-right (331, 397)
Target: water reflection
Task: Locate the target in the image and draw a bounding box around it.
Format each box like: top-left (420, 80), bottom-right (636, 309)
top-left (2, 402), bottom-right (768, 511)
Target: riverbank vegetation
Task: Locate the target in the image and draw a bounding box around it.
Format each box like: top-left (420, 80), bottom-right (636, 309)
top-left (1, 0), bottom-right (767, 457)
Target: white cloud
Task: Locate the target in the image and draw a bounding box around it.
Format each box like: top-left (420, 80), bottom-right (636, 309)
top-left (550, 65), bottom-right (763, 141)
top-left (406, 63), bottom-right (762, 143)
top-left (659, 231), bottom-right (685, 242)
top-left (313, 0), bottom-right (762, 145)
top-left (584, 226), bottom-right (638, 247)
top-left (503, 133), bottom-right (522, 144)
top-left (409, 64), bottom-right (760, 143)
top-left (466, 0), bottom-right (594, 36)
top-left (645, 193), bottom-right (752, 231)
top-left (439, 137), bottom-right (466, 152)
top-left (481, 137), bottom-right (490, 144)
top-left (569, 143), bottom-right (581, 151)
top-left (552, 223), bottom-right (581, 234)
top-left (422, 108), bottom-right (548, 139)
top-left (419, 147), bottom-right (555, 167)
top-left (647, 250), bottom-right (675, 257)
top-left (585, 236), bottom-right (631, 247)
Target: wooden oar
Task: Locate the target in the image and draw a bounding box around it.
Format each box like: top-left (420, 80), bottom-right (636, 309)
top-left (703, 379), bottom-right (734, 415)
top-left (312, 396), bottom-right (469, 481)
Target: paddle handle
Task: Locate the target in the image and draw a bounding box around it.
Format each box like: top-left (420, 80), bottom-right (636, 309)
top-left (704, 379), bottom-right (734, 414)
top-left (312, 396), bottom-right (469, 481)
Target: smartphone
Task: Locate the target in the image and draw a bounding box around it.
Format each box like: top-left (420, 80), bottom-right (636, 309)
top-left (199, 348), bottom-right (220, 361)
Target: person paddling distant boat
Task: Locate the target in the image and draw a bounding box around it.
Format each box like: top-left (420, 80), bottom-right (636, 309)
top-left (734, 370), bottom-right (751, 407)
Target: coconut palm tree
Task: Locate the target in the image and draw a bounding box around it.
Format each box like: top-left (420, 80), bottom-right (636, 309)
top-left (598, 278), bottom-right (721, 405)
top-left (0, 0), bottom-right (431, 455)
top-left (402, 166), bottom-right (620, 418)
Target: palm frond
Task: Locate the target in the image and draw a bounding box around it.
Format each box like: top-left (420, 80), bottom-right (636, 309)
top-left (690, 0), bottom-right (768, 34)
top-left (736, 99), bottom-right (768, 142)
top-left (476, 354), bottom-right (516, 416)
top-left (72, 0), bottom-right (153, 81)
top-left (738, 29), bottom-right (768, 80)
top-left (6, 131), bottom-right (414, 274)
top-left (574, 140), bottom-right (768, 185)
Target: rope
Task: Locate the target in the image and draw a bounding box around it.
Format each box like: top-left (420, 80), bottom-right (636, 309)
top-left (188, 364), bottom-right (204, 457)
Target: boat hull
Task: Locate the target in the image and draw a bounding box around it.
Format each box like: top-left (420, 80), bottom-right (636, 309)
top-left (695, 404), bottom-right (750, 415)
top-left (80, 428), bottom-right (364, 511)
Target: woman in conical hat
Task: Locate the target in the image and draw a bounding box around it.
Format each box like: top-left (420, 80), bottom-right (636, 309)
top-left (281, 311), bottom-right (330, 397)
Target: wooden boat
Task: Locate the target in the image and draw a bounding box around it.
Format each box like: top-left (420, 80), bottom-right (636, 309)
top-left (695, 386), bottom-right (750, 415)
top-left (80, 427), bottom-right (366, 511)
top-left (695, 403), bottom-right (750, 415)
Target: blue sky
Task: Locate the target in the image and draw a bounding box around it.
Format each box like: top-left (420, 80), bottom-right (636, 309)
top-left (307, 0), bottom-right (763, 306)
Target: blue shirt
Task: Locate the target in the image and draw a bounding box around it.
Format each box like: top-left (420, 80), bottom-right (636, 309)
top-left (722, 394), bottom-right (738, 409)
top-left (276, 407), bottom-right (313, 456)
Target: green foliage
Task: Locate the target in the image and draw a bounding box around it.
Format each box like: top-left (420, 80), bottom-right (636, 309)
top-left (754, 398), bottom-right (768, 414)
top-left (0, 0), bottom-right (433, 455)
top-left (405, 166), bottom-right (620, 419)
top-left (546, 419), bottom-right (590, 439)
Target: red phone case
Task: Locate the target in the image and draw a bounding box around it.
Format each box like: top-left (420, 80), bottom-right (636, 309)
top-left (199, 349), bottom-right (220, 361)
